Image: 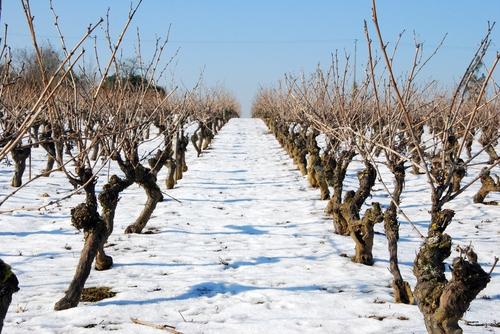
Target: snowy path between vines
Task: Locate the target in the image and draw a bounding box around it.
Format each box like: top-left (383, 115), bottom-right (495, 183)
top-left (1, 118), bottom-right (499, 333)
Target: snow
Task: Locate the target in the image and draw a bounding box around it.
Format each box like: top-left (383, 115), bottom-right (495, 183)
top-left (1, 118), bottom-right (499, 333)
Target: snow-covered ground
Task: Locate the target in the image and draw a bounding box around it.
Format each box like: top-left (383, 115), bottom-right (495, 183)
top-left (0, 118), bottom-right (498, 333)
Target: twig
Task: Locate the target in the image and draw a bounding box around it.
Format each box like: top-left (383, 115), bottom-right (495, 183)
top-left (162, 191), bottom-right (182, 204)
top-left (488, 256), bottom-right (498, 276)
top-left (130, 317), bottom-right (183, 333)
top-left (178, 311), bottom-right (187, 322)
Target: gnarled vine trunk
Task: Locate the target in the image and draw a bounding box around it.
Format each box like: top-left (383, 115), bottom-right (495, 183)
top-left (451, 159), bottom-right (465, 193)
top-left (95, 175), bottom-right (133, 271)
top-left (0, 259), bottom-right (19, 334)
top-left (166, 159), bottom-right (176, 189)
top-left (200, 122), bottom-right (213, 150)
top-left (55, 168), bottom-right (106, 310)
top-left (328, 152), bottom-right (359, 235)
top-left (350, 202), bottom-right (383, 265)
top-left (175, 132), bottom-right (189, 180)
top-left (336, 162), bottom-right (380, 265)
top-left (191, 130), bottom-right (202, 157)
top-left (383, 161), bottom-right (414, 304)
top-left (325, 150), bottom-right (355, 222)
top-left (10, 146), bottom-right (31, 187)
top-left (54, 221), bottom-right (106, 310)
top-left (40, 130), bottom-right (56, 177)
top-left (413, 209), bottom-right (491, 334)
top-left (124, 165), bottom-right (164, 234)
top-left (479, 126), bottom-right (498, 164)
top-left (473, 169), bottom-right (499, 204)
top-left (306, 132), bottom-right (330, 200)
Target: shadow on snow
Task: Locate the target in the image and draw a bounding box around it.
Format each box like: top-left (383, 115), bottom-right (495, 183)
top-left (95, 281), bottom-right (324, 306)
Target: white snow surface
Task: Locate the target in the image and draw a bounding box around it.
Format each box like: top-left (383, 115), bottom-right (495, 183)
top-left (0, 118), bottom-right (499, 333)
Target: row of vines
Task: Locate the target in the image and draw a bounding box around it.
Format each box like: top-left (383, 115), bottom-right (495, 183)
top-left (252, 2), bottom-right (499, 333)
top-left (0, 1), bottom-right (239, 330)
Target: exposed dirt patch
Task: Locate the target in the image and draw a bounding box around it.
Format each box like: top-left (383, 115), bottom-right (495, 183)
top-left (80, 286), bottom-right (116, 302)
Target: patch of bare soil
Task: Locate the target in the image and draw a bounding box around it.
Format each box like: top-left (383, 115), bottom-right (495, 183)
top-left (80, 286), bottom-right (116, 302)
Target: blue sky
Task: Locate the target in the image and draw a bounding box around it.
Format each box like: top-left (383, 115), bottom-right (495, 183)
top-left (3, 1), bottom-right (499, 116)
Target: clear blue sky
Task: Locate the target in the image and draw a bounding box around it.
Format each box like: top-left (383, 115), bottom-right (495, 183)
top-left (3, 0), bottom-right (499, 117)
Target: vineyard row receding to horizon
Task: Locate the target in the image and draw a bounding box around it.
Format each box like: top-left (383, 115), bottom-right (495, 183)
top-left (1, 1), bottom-right (499, 334)
top-left (251, 2), bottom-right (499, 333)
